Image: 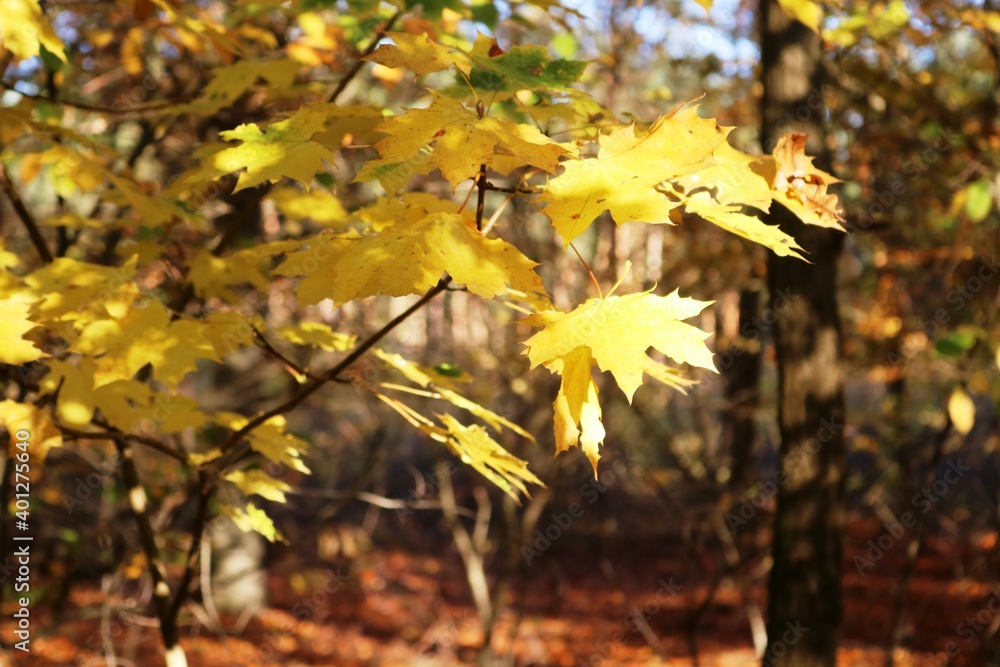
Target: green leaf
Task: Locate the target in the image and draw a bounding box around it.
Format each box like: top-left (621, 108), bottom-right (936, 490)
top-left (550, 32), bottom-right (578, 59)
top-left (39, 43), bottom-right (63, 71)
top-left (404, 0), bottom-right (464, 18)
top-left (934, 330), bottom-right (978, 357)
top-left (965, 179), bottom-right (993, 223)
top-left (314, 172), bottom-right (335, 188)
top-left (434, 363), bottom-right (464, 377)
top-left (469, 43), bottom-right (586, 92)
top-left (470, 0), bottom-right (499, 28)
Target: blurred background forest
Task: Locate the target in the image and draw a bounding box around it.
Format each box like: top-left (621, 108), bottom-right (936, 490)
top-left (1, 0), bottom-right (999, 666)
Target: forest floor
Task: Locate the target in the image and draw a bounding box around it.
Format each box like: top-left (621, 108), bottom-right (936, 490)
top-left (8, 514), bottom-right (997, 667)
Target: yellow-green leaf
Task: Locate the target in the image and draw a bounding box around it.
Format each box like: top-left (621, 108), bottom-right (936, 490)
top-left (186, 108), bottom-right (335, 192)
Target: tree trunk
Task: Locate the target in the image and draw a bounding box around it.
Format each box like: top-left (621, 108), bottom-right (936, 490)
top-left (759, 1), bottom-right (847, 666)
top-left (719, 287), bottom-right (763, 504)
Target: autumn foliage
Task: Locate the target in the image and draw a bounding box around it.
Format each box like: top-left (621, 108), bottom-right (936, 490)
top-left (0, 0), bottom-right (844, 662)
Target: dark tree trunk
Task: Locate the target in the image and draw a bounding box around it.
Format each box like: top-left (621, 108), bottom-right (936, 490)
top-left (759, 1), bottom-right (847, 666)
top-left (719, 287), bottom-right (763, 503)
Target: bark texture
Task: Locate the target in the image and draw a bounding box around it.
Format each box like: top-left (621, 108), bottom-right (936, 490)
top-left (760, 1), bottom-right (847, 665)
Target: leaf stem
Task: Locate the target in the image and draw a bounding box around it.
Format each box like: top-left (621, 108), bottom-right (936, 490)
top-left (482, 181), bottom-right (536, 195)
top-left (570, 242), bottom-right (602, 298)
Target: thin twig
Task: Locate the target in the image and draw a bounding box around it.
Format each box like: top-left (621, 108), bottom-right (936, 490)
top-left (215, 276), bottom-right (450, 467)
top-left (0, 163), bottom-right (53, 263)
top-left (113, 437), bottom-right (184, 662)
top-left (169, 472), bottom-right (215, 621)
top-left (482, 182), bottom-right (536, 195)
top-left (475, 164), bottom-right (488, 231)
top-left (59, 423), bottom-right (188, 463)
top-left (253, 327), bottom-right (319, 381)
top-left (326, 9), bottom-right (402, 103)
top-left (0, 80), bottom-right (174, 114)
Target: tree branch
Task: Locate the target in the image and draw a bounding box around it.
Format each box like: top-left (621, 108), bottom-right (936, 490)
top-left (0, 164), bottom-right (53, 264)
top-left (0, 79), bottom-right (173, 114)
top-left (169, 471), bottom-right (215, 621)
top-left (113, 437), bottom-right (185, 663)
top-left (57, 423), bottom-right (188, 463)
top-left (253, 327), bottom-right (319, 381)
top-left (476, 164), bottom-right (487, 231)
top-left (214, 276), bottom-right (451, 467)
top-left (326, 9), bottom-right (402, 103)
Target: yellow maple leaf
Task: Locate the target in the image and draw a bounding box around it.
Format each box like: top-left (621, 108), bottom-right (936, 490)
top-left (70, 301), bottom-right (218, 388)
top-left (674, 141), bottom-right (774, 211)
top-left (753, 133), bottom-right (844, 230)
top-left (374, 349), bottom-right (532, 440)
top-left (88, 381), bottom-right (207, 434)
top-left (305, 103), bottom-right (387, 148)
top-left (777, 0), bottom-right (822, 32)
top-left (437, 413), bottom-right (542, 500)
top-left (213, 412), bottom-right (310, 474)
top-left (225, 469), bottom-right (290, 503)
top-left (220, 502), bottom-right (282, 542)
top-left (523, 290), bottom-right (717, 403)
top-left (171, 58), bottom-right (301, 116)
top-left (187, 108), bottom-right (335, 192)
top-left (200, 311), bottom-right (261, 358)
top-left (0, 0), bottom-right (66, 62)
top-left (0, 297), bottom-right (46, 365)
top-left (0, 400), bottom-right (62, 462)
top-left (276, 322), bottom-right (356, 352)
top-left (188, 240), bottom-right (300, 303)
top-left (683, 192), bottom-right (806, 259)
top-left (538, 106), bottom-right (727, 246)
top-left (39, 358), bottom-right (97, 427)
top-left (362, 32), bottom-right (471, 75)
top-left (549, 347), bottom-right (606, 474)
top-left (279, 210), bottom-right (546, 306)
top-left (358, 93), bottom-right (571, 189)
top-left (25, 255), bottom-right (139, 322)
top-left (267, 187), bottom-right (349, 227)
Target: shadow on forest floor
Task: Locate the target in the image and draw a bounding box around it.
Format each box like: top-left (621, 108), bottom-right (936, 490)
top-left (11, 512), bottom-right (996, 667)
